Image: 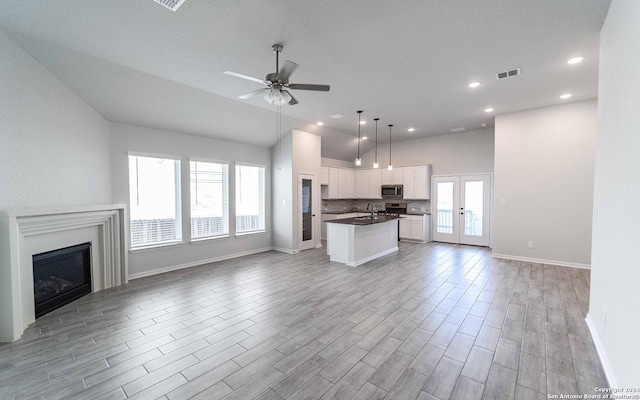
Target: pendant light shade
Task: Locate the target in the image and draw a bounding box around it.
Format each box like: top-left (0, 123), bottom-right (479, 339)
top-left (355, 111), bottom-right (363, 166)
top-left (387, 124), bottom-right (393, 170)
top-left (373, 118), bottom-right (380, 168)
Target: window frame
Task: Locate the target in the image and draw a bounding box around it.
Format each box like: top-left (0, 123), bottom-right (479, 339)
top-left (127, 152), bottom-right (183, 251)
top-left (234, 162), bottom-right (266, 236)
top-left (189, 157), bottom-right (230, 242)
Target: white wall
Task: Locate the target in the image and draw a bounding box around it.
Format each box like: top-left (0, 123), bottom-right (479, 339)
top-left (0, 31), bottom-right (112, 209)
top-left (588, 0), bottom-right (640, 387)
top-left (493, 100), bottom-right (597, 267)
top-left (359, 128), bottom-right (495, 175)
top-left (272, 132), bottom-right (294, 252)
top-left (110, 123), bottom-right (272, 277)
top-left (292, 130), bottom-right (322, 250)
top-left (272, 130), bottom-right (322, 253)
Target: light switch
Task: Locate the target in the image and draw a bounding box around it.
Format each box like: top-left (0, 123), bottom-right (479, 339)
top-left (501, 199), bottom-right (507, 205)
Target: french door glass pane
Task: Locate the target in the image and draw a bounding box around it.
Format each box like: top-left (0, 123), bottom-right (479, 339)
top-left (302, 179), bottom-right (312, 241)
top-left (436, 182), bottom-right (454, 233)
top-left (464, 181), bottom-right (483, 236)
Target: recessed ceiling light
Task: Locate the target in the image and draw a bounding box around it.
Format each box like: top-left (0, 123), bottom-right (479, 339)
top-left (316, 121), bottom-right (324, 126)
top-left (567, 56), bottom-right (584, 65)
top-left (481, 123), bottom-right (487, 127)
top-left (485, 107), bottom-right (494, 113)
top-left (362, 136), bottom-right (368, 140)
top-left (408, 128), bottom-right (415, 132)
top-left (468, 81), bottom-right (480, 88)
top-left (360, 121), bottom-right (366, 125)
top-left (560, 93), bottom-right (572, 99)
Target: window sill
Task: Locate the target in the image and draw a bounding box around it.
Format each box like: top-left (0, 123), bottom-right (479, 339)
top-left (129, 241), bottom-right (183, 253)
top-left (235, 230), bottom-right (266, 237)
top-left (190, 235), bottom-right (230, 243)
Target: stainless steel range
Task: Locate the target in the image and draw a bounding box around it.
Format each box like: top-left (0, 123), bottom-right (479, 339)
top-left (382, 202), bottom-right (407, 216)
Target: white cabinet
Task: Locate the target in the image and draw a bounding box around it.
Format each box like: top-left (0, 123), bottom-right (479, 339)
top-left (327, 168), bottom-right (339, 199)
top-left (382, 168), bottom-right (404, 185)
top-left (320, 167), bottom-right (329, 185)
top-left (403, 165), bottom-right (431, 199)
top-left (338, 169), bottom-right (348, 198)
top-left (356, 169), bottom-right (368, 199)
top-left (399, 214), bottom-right (431, 242)
top-left (345, 169), bottom-right (356, 199)
top-left (368, 169), bottom-right (382, 199)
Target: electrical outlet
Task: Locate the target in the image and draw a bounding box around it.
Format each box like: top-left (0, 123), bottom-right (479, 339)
top-left (528, 242), bottom-right (534, 249)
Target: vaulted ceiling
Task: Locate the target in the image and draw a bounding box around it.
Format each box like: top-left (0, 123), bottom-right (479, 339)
top-left (0, 0), bottom-right (610, 160)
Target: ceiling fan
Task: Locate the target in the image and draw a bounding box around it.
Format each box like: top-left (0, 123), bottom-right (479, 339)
top-left (224, 44), bottom-right (330, 106)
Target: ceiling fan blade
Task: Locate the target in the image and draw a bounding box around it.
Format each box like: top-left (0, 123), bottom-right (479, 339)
top-left (224, 70), bottom-right (268, 85)
top-left (238, 88), bottom-right (270, 99)
top-left (287, 83), bottom-right (330, 92)
top-left (282, 90), bottom-right (298, 105)
top-left (277, 60), bottom-right (298, 82)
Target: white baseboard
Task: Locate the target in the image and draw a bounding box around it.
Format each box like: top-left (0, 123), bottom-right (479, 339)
top-left (585, 313), bottom-right (617, 387)
top-left (128, 246), bottom-right (274, 280)
top-left (491, 253), bottom-right (590, 269)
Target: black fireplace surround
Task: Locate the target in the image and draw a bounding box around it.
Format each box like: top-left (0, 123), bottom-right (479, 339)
top-left (33, 242), bottom-right (92, 318)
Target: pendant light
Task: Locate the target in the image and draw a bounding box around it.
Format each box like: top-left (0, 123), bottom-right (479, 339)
top-left (373, 118), bottom-right (380, 168)
top-left (387, 124), bottom-right (393, 170)
top-left (355, 111), bottom-right (363, 166)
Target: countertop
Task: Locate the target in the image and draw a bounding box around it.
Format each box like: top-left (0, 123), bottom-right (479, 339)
top-left (325, 215), bottom-right (401, 225)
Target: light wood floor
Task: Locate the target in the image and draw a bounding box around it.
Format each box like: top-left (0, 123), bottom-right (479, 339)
top-left (0, 242), bottom-right (607, 400)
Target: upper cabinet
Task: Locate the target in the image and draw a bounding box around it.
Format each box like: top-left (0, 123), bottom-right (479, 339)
top-left (322, 164), bottom-right (430, 200)
top-left (320, 166), bottom-right (329, 185)
top-left (356, 169), bottom-right (368, 199)
top-left (381, 168), bottom-right (403, 185)
top-left (403, 165), bottom-right (432, 199)
top-left (368, 169), bottom-right (382, 199)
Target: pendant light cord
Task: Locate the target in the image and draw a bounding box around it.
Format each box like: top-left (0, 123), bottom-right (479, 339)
top-left (374, 118), bottom-right (379, 164)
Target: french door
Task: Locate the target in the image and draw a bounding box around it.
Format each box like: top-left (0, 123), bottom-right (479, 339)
top-left (432, 174), bottom-right (492, 246)
top-left (298, 173), bottom-right (317, 251)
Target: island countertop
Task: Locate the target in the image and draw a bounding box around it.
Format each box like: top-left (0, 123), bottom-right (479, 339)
top-left (325, 215), bottom-right (402, 225)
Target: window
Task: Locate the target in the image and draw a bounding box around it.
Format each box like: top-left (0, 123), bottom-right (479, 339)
top-left (190, 160), bottom-right (229, 239)
top-left (128, 155), bottom-right (182, 248)
top-left (235, 164), bottom-right (265, 233)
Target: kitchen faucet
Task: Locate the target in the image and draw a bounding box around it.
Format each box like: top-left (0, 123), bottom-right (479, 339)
top-left (366, 203), bottom-right (375, 219)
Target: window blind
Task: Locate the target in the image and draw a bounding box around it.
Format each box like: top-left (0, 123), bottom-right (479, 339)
top-left (190, 161), bottom-right (229, 239)
top-left (235, 164), bottom-right (265, 233)
top-left (128, 155), bottom-right (182, 248)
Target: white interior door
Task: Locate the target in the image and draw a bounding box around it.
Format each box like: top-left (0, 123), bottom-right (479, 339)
top-left (432, 174), bottom-right (492, 246)
top-left (298, 174), bottom-right (316, 251)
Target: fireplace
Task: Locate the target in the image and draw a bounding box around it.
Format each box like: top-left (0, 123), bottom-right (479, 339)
top-left (33, 242), bottom-right (92, 318)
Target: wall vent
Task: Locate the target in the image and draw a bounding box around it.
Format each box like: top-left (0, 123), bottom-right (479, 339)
top-left (496, 68), bottom-right (521, 80)
top-left (153, 0), bottom-right (187, 11)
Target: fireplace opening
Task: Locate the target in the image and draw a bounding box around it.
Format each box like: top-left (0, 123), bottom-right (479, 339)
top-left (33, 242), bottom-right (92, 318)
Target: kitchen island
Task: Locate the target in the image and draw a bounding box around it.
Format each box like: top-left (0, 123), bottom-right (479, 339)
top-left (326, 215), bottom-right (400, 266)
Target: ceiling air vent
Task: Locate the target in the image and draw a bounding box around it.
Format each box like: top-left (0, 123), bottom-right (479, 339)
top-left (330, 113), bottom-right (346, 119)
top-left (496, 68), bottom-right (521, 80)
top-left (153, 0), bottom-right (187, 11)
top-left (450, 127), bottom-right (466, 133)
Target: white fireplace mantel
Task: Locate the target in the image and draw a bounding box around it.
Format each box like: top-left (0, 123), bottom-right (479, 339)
top-left (0, 204), bottom-right (128, 342)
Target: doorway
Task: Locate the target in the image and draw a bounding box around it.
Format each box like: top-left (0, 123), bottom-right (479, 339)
top-left (298, 173), bottom-right (317, 251)
top-left (431, 174), bottom-right (492, 246)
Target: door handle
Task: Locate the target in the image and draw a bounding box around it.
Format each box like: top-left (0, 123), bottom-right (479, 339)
top-left (312, 214), bottom-right (316, 217)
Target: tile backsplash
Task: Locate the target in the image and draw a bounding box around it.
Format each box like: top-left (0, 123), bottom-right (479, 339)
top-left (322, 199), bottom-right (430, 213)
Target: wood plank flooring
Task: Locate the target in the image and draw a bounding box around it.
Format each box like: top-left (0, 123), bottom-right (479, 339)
top-left (0, 242), bottom-right (608, 399)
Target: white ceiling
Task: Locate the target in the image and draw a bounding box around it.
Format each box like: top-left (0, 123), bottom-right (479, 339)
top-left (0, 0), bottom-right (610, 161)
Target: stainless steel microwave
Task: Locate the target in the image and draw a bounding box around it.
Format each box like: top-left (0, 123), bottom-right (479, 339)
top-left (381, 185), bottom-right (403, 199)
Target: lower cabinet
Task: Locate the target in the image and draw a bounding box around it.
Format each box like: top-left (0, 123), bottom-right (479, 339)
top-left (399, 214), bottom-right (431, 243)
